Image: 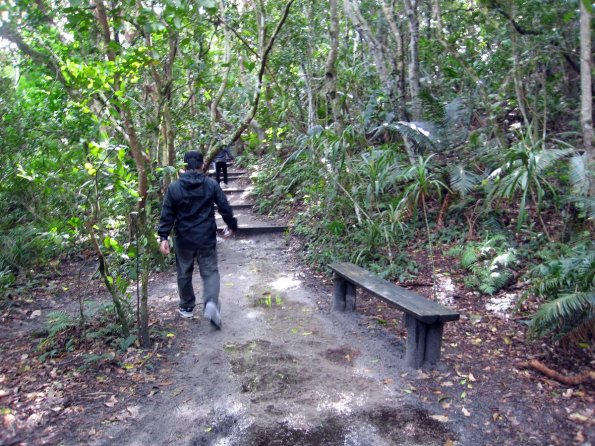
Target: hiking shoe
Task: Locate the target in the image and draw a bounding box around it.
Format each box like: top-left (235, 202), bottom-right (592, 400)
top-left (178, 307), bottom-right (194, 318)
top-left (204, 301), bottom-right (221, 329)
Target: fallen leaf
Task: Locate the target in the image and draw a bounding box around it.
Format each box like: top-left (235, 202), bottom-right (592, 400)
top-left (462, 407), bottom-right (471, 417)
top-left (126, 405), bottom-right (140, 418)
top-left (568, 412), bottom-right (590, 424)
top-left (104, 395), bottom-right (118, 408)
top-left (30, 310), bottom-right (42, 319)
top-left (166, 333), bottom-right (175, 338)
top-left (430, 414), bottom-right (449, 422)
top-left (444, 440), bottom-right (454, 446)
top-left (158, 380), bottom-right (173, 387)
top-left (468, 373), bottom-right (476, 382)
top-left (172, 387), bottom-right (183, 396)
top-left (441, 381), bottom-right (454, 387)
top-left (417, 371), bottom-right (430, 379)
top-left (382, 378), bottom-right (393, 385)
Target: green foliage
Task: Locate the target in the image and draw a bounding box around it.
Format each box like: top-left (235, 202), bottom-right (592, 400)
top-left (486, 132), bottom-right (573, 229)
top-left (448, 165), bottom-right (480, 197)
top-left (448, 234), bottom-right (517, 295)
top-left (45, 311), bottom-right (78, 337)
top-left (38, 311), bottom-right (79, 357)
top-left (529, 243), bottom-right (595, 342)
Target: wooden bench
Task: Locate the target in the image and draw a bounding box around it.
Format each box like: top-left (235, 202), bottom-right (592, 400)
top-left (328, 262), bottom-right (460, 369)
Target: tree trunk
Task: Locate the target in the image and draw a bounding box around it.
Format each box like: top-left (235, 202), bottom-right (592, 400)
top-left (343, 0), bottom-right (396, 109)
top-left (381, 0), bottom-right (406, 120)
top-left (325, 0), bottom-right (342, 131)
top-left (580, 0), bottom-right (594, 197)
top-left (210, 0), bottom-right (232, 135)
top-left (403, 0), bottom-right (421, 121)
top-left (301, 61), bottom-right (316, 130)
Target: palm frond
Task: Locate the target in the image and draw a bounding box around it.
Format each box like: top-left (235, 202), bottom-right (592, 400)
top-left (373, 122), bottom-right (438, 152)
top-left (569, 153), bottom-right (590, 196)
top-left (530, 291), bottom-right (595, 339)
top-left (563, 194), bottom-right (595, 221)
top-left (448, 165), bottom-right (479, 196)
top-left (533, 148), bottom-right (573, 174)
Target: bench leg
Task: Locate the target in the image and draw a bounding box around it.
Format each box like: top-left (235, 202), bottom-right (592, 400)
top-left (332, 275), bottom-right (346, 311)
top-left (345, 282), bottom-right (356, 311)
top-left (405, 314), bottom-right (427, 369)
top-left (424, 322), bottom-right (444, 366)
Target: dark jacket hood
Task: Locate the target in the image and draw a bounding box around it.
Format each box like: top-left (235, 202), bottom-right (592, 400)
top-left (179, 171), bottom-right (205, 189)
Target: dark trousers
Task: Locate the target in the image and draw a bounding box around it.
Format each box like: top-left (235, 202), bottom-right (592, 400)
top-left (175, 246), bottom-right (220, 311)
top-left (215, 161), bottom-right (228, 184)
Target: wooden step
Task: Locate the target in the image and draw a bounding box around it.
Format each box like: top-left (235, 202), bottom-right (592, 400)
top-left (208, 171), bottom-right (246, 178)
top-left (218, 225), bottom-right (288, 235)
top-left (223, 188), bottom-right (251, 194)
top-left (230, 203), bottom-right (254, 210)
top-left (215, 203), bottom-right (254, 210)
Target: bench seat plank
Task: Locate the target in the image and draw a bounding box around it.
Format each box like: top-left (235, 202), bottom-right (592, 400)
top-left (329, 262), bottom-right (460, 324)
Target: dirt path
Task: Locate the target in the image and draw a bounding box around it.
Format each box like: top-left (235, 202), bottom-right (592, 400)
top-left (91, 233), bottom-right (457, 445)
top-left (3, 173), bottom-right (591, 445)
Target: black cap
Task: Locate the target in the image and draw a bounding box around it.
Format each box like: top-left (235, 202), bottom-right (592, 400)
top-left (184, 151), bottom-right (204, 170)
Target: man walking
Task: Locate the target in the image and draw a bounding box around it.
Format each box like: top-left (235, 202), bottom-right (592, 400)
top-left (158, 151), bottom-right (237, 328)
top-left (214, 146), bottom-right (234, 185)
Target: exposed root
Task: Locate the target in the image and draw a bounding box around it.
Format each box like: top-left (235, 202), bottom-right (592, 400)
top-left (528, 359), bottom-right (595, 386)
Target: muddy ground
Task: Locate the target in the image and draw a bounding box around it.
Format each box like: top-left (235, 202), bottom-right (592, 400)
top-left (1, 228), bottom-right (593, 445)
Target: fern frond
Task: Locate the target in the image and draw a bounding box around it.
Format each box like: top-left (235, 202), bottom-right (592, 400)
top-left (479, 281), bottom-right (496, 295)
top-left (447, 245), bottom-right (463, 257)
top-left (489, 270), bottom-right (512, 291)
top-left (45, 311), bottom-right (76, 337)
top-left (461, 247), bottom-right (478, 269)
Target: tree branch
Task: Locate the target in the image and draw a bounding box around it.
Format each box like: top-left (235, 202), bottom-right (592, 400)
top-left (204, 0), bottom-right (295, 166)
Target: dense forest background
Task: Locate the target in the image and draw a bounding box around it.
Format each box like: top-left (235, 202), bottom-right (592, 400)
top-left (0, 0), bottom-right (593, 348)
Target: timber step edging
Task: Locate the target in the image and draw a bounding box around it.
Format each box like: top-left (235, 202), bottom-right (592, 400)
top-left (218, 225), bottom-right (288, 235)
top-left (223, 188), bottom-right (251, 194)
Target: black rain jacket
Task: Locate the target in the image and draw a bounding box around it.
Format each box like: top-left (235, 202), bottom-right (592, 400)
top-left (157, 171), bottom-right (238, 250)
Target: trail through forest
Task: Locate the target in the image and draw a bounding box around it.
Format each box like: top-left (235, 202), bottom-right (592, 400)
top-left (1, 175), bottom-right (593, 446)
top-left (3, 231), bottom-right (592, 446)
